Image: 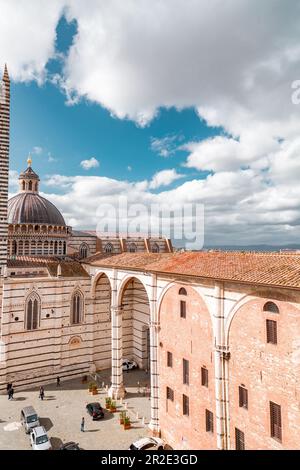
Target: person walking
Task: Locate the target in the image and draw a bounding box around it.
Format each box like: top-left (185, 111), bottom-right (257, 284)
top-left (39, 386), bottom-right (45, 400)
top-left (9, 387), bottom-right (14, 400)
top-left (80, 417), bottom-right (85, 432)
top-left (56, 376), bottom-right (60, 387)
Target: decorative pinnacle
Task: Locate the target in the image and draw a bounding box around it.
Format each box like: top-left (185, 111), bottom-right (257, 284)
top-left (27, 155), bottom-right (32, 167)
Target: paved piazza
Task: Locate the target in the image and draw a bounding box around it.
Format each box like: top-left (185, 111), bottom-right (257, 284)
top-left (0, 369), bottom-right (151, 450)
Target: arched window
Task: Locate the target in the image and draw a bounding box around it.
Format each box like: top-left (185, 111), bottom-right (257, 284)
top-left (22, 180), bottom-right (25, 191)
top-left (25, 292), bottom-right (41, 330)
top-left (179, 287), bottom-right (187, 296)
top-left (71, 290), bottom-right (84, 324)
top-left (263, 302), bottom-right (279, 314)
top-left (151, 243), bottom-right (159, 253)
top-left (128, 243), bottom-right (137, 253)
top-left (34, 182), bottom-right (38, 192)
top-left (28, 180), bottom-right (32, 191)
top-left (79, 243), bottom-right (89, 259)
top-left (12, 240), bottom-right (17, 255)
top-left (63, 241), bottom-right (66, 255)
top-left (104, 243), bottom-right (113, 254)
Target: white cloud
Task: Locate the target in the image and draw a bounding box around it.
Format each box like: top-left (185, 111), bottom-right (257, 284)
top-left (149, 169), bottom-right (184, 189)
top-left (150, 135), bottom-right (183, 157)
top-left (80, 157), bottom-right (100, 170)
top-left (2, 1), bottom-right (300, 245)
top-left (32, 146), bottom-right (43, 155)
top-left (0, 0), bottom-right (64, 83)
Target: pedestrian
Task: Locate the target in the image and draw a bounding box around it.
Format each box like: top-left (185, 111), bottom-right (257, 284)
top-left (80, 417), bottom-right (85, 432)
top-left (39, 386), bottom-right (44, 400)
top-left (9, 387), bottom-right (14, 400)
top-left (6, 382), bottom-right (12, 393)
top-left (56, 376), bottom-right (60, 387)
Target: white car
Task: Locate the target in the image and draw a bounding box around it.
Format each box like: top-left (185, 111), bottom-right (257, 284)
top-left (129, 437), bottom-right (165, 451)
top-left (30, 426), bottom-right (52, 450)
top-left (122, 359), bottom-right (138, 371)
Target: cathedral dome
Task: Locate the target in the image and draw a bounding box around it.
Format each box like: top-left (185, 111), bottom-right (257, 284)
top-left (8, 192), bottom-right (66, 226)
top-left (7, 157), bottom-right (66, 226)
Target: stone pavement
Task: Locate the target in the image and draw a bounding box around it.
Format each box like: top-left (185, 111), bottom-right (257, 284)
top-left (0, 369), bottom-right (151, 450)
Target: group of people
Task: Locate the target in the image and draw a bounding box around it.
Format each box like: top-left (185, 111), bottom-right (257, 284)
top-left (6, 376), bottom-right (61, 402)
top-left (6, 382), bottom-right (14, 400)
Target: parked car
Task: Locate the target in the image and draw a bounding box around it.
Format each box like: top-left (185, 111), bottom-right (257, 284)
top-left (129, 437), bottom-right (165, 451)
top-left (30, 426), bottom-right (52, 450)
top-left (86, 402), bottom-right (104, 420)
top-left (59, 442), bottom-right (81, 450)
top-left (20, 406), bottom-right (40, 434)
top-left (122, 359), bottom-right (138, 371)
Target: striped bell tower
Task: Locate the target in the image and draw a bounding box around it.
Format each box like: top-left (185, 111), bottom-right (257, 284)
top-left (0, 65), bottom-right (10, 275)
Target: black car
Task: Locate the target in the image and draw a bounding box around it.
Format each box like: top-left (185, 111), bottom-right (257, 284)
top-left (59, 442), bottom-right (81, 450)
top-left (86, 402), bottom-right (104, 420)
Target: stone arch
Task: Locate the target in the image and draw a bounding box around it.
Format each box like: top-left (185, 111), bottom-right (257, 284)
top-left (117, 274), bottom-right (151, 308)
top-left (91, 270), bottom-right (113, 297)
top-left (118, 276), bottom-right (151, 369)
top-left (92, 272), bottom-right (112, 370)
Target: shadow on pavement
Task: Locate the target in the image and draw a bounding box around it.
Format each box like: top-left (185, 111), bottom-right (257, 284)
top-left (40, 417), bottom-right (54, 432)
top-left (50, 436), bottom-right (63, 450)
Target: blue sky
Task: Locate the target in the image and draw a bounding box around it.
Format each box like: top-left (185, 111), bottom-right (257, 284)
top-left (10, 16), bottom-right (216, 195)
top-left (2, 1), bottom-right (300, 245)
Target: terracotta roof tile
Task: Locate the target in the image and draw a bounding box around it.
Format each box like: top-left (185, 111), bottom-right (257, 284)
top-left (8, 256), bottom-right (90, 278)
top-left (86, 251), bottom-right (300, 289)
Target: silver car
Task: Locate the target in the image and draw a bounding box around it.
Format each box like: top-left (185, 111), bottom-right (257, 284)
top-left (21, 406), bottom-right (40, 434)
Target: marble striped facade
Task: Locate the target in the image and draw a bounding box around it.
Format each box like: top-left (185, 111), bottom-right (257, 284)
top-left (0, 66), bottom-right (9, 274)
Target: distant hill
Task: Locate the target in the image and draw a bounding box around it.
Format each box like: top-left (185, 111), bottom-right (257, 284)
top-left (204, 244), bottom-right (300, 252)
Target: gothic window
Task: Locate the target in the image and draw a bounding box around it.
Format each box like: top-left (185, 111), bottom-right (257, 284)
top-left (22, 180), bottom-right (25, 191)
top-left (263, 301), bottom-right (279, 314)
top-left (179, 287), bottom-right (187, 296)
top-left (151, 243), bottom-right (159, 253)
top-left (12, 240), bottom-right (17, 255)
top-left (54, 241), bottom-right (58, 254)
top-left (71, 290), bottom-right (84, 324)
top-left (25, 292), bottom-right (41, 330)
top-left (128, 243), bottom-right (137, 253)
top-left (79, 243), bottom-right (89, 259)
top-left (28, 180), bottom-right (32, 191)
top-left (104, 243), bottom-right (113, 254)
top-left (63, 241), bottom-right (67, 255)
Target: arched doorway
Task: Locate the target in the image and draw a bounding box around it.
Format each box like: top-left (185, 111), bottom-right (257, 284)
top-left (120, 278), bottom-right (150, 369)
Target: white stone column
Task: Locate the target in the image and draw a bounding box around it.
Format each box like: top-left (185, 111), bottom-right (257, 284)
top-left (108, 305), bottom-right (125, 399)
top-left (108, 269), bottom-right (125, 399)
top-left (213, 281), bottom-right (229, 450)
top-left (149, 274), bottom-right (160, 435)
top-left (149, 320), bottom-right (160, 435)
